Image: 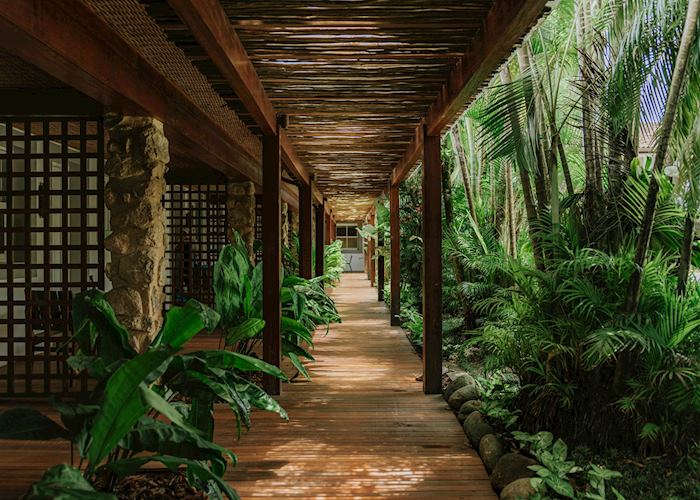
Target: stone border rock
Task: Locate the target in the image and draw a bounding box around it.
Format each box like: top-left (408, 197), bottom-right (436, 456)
top-left (443, 370), bottom-right (538, 500)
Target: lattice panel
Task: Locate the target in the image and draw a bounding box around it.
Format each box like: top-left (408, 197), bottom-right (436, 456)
top-left (163, 184), bottom-right (228, 309)
top-left (0, 117), bottom-right (105, 397)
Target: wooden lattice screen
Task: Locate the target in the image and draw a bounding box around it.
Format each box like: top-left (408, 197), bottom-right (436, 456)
top-left (163, 184), bottom-right (228, 309)
top-left (0, 117), bottom-right (105, 397)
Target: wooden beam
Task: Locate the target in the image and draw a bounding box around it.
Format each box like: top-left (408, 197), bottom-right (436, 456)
top-left (0, 89), bottom-right (103, 116)
top-left (422, 127), bottom-right (442, 395)
top-left (167, 0), bottom-right (276, 135)
top-left (262, 132), bottom-right (282, 396)
top-left (280, 128), bottom-right (310, 185)
top-left (392, 0), bottom-right (548, 185)
top-left (368, 225), bottom-right (376, 288)
top-left (281, 182), bottom-right (299, 211)
top-left (167, 0), bottom-right (312, 188)
top-left (299, 182), bottom-right (313, 279)
top-left (314, 200), bottom-right (325, 281)
top-left (0, 0), bottom-right (260, 183)
top-left (392, 123), bottom-right (424, 185)
top-left (426, 0), bottom-right (549, 135)
top-left (312, 185), bottom-right (325, 206)
top-left (377, 230), bottom-right (385, 302)
top-left (390, 183), bottom-right (401, 326)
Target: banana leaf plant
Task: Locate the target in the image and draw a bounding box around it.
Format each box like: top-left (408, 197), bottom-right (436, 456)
top-left (0, 290), bottom-right (288, 499)
top-left (213, 231), bottom-right (339, 379)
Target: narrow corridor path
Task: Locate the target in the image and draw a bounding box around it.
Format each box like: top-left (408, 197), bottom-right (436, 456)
top-left (226, 273), bottom-right (495, 499)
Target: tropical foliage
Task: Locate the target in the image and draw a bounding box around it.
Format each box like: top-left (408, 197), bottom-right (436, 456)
top-left (213, 230), bottom-right (340, 380)
top-left (394, 0), bottom-right (700, 461)
top-left (0, 291), bottom-right (288, 498)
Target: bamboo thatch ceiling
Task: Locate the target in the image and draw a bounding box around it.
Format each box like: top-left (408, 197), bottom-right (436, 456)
top-left (143, 0), bottom-right (495, 221)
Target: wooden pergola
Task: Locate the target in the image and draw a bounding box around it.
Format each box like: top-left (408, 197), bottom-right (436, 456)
top-left (0, 0), bottom-right (548, 395)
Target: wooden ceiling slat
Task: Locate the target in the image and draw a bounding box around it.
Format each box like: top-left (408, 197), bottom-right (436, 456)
top-left (166, 0), bottom-right (316, 193)
top-left (142, 0), bottom-right (544, 220)
top-left (392, 0), bottom-right (550, 185)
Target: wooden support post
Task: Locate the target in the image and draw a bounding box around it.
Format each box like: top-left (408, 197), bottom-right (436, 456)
top-left (364, 236), bottom-right (369, 275)
top-left (377, 233), bottom-right (385, 302)
top-left (368, 213), bottom-right (376, 287)
top-left (262, 132), bottom-right (281, 396)
top-left (324, 211), bottom-right (331, 245)
top-left (390, 183), bottom-right (401, 326)
top-left (314, 200), bottom-right (325, 280)
top-left (299, 181), bottom-right (313, 279)
top-left (422, 126), bottom-right (442, 394)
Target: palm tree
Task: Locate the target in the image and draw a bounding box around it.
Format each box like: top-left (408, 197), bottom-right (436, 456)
top-left (625, 0), bottom-right (700, 312)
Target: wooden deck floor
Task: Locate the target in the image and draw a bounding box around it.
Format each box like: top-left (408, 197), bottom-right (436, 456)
top-left (0, 273), bottom-right (494, 499)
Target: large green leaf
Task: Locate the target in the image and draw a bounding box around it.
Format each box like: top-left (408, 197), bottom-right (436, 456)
top-left (72, 290), bottom-right (136, 365)
top-left (189, 394), bottom-right (215, 441)
top-left (120, 417), bottom-right (234, 476)
top-left (86, 347), bottom-right (174, 469)
top-left (286, 351), bottom-right (310, 381)
top-left (105, 455), bottom-right (239, 500)
top-left (53, 402), bottom-right (99, 458)
top-left (0, 408), bottom-right (68, 440)
top-left (153, 300), bottom-right (220, 349)
top-left (225, 318), bottom-right (265, 345)
top-left (282, 339), bottom-right (315, 361)
top-left (182, 369), bottom-right (251, 432)
top-left (281, 317), bottom-right (314, 345)
top-left (233, 377), bottom-right (288, 420)
top-left (27, 464), bottom-right (115, 500)
top-left (197, 350), bottom-right (288, 380)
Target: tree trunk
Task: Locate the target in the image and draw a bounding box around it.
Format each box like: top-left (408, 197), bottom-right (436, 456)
top-left (625, 0), bottom-right (699, 313)
top-left (450, 125), bottom-right (477, 222)
top-left (441, 150), bottom-right (455, 227)
top-left (575, 0), bottom-right (600, 231)
top-left (677, 213), bottom-right (696, 296)
top-left (554, 132), bottom-right (575, 195)
top-left (501, 65), bottom-right (545, 271)
top-left (517, 47), bottom-right (550, 213)
top-left (505, 160), bottom-right (518, 257)
top-left (465, 119), bottom-right (481, 201)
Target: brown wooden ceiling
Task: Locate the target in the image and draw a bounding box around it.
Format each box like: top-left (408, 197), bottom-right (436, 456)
top-left (143, 0), bottom-right (494, 221)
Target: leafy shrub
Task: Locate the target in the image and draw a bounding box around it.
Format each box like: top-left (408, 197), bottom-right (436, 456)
top-left (214, 230), bottom-right (340, 379)
top-left (0, 291), bottom-right (287, 498)
top-left (323, 239), bottom-right (345, 286)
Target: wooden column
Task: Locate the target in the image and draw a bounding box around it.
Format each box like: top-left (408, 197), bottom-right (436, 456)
top-left (368, 209), bottom-right (376, 287)
top-left (368, 234), bottom-right (375, 287)
top-left (377, 233), bottom-right (385, 302)
top-left (262, 132), bottom-right (282, 395)
top-left (314, 200), bottom-right (325, 279)
top-left (324, 211), bottom-right (331, 245)
top-left (422, 126), bottom-right (442, 394)
top-left (299, 181), bottom-right (313, 279)
top-left (390, 183), bottom-right (401, 326)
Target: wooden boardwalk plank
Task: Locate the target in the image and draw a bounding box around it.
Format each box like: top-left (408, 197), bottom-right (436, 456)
top-left (0, 273), bottom-right (494, 499)
top-left (223, 273), bottom-right (494, 498)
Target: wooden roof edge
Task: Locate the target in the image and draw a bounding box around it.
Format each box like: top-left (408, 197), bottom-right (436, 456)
top-left (167, 0), bottom-right (312, 188)
top-left (391, 0), bottom-right (552, 186)
top-left (0, 0), bottom-right (261, 182)
top-left (280, 128), bottom-right (310, 186)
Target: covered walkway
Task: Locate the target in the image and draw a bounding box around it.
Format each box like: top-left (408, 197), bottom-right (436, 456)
top-left (0, 274), bottom-right (495, 498)
top-left (225, 273), bottom-right (494, 498)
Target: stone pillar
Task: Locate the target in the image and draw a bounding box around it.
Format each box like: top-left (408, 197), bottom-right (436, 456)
top-left (104, 115), bottom-right (169, 352)
top-left (289, 208), bottom-right (299, 262)
top-left (226, 181), bottom-right (256, 262)
top-left (290, 209), bottom-right (299, 235)
top-left (281, 201), bottom-right (289, 248)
